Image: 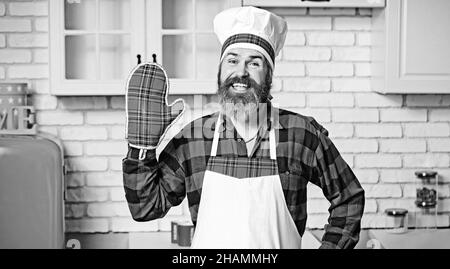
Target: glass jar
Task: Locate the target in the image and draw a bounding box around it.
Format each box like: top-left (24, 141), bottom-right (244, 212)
top-left (385, 208), bottom-right (408, 234)
top-left (414, 170), bottom-right (439, 229)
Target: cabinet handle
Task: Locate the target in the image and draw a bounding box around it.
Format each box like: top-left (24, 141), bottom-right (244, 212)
top-left (152, 54), bottom-right (158, 64)
top-left (136, 54), bottom-right (142, 65)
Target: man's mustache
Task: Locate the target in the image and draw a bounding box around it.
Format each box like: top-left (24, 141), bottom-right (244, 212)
top-left (223, 76), bottom-right (260, 90)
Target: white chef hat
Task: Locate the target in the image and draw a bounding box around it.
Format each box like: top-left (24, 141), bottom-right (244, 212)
top-left (213, 6), bottom-right (288, 69)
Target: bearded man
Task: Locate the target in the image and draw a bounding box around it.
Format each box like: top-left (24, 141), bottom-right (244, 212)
top-left (122, 6), bottom-right (365, 249)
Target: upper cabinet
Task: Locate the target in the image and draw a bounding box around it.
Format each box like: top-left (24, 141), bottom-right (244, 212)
top-left (49, 0), bottom-right (241, 96)
top-left (372, 0), bottom-right (450, 94)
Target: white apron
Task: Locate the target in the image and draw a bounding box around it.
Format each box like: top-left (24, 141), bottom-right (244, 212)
top-left (190, 114), bottom-right (302, 249)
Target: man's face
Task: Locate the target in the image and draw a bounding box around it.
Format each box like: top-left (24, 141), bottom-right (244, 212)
top-left (217, 48), bottom-right (272, 119)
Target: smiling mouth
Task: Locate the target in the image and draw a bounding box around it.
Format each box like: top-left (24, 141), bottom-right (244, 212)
top-left (231, 83), bottom-right (248, 92)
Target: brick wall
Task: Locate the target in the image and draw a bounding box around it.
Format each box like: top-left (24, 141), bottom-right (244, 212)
top-left (1, 1), bottom-right (449, 234)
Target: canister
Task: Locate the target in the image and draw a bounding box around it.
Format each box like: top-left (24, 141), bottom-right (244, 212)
top-left (385, 208), bottom-right (408, 234)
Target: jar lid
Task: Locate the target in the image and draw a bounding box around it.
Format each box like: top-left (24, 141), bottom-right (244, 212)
top-left (385, 208), bottom-right (408, 216)
top-left (0, 83), bottom-right (28, 95)
top-left (415, 170), bottom-right (438, 179)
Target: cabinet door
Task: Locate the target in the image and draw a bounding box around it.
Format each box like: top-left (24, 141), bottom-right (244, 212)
top-left (373, 0), bottom-right (450, 93)
top-left (147, 0), bottom-right (242, 94)
top-left (50, 0), bottom-right (145, 95)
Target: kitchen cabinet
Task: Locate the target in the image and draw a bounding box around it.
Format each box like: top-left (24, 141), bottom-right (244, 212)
top-left (49, 0), bottom-right (240, 96)
top-left (372, 0), bottom-right (450, 94)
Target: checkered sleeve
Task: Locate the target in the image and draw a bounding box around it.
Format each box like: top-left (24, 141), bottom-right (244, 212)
top-left (122, 142), bottom-right (186, 222)
top-left (312, 129), bottom-right (365, 249)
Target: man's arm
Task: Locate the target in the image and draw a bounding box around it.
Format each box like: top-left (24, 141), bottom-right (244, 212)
top-left (122, 141), bottom-right (186, 222)
top-left (312, 131), bottom-right (365, 249)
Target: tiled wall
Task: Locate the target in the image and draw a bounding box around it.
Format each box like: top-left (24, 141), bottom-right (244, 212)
top-left (1, 1), bottom-right (449, 233)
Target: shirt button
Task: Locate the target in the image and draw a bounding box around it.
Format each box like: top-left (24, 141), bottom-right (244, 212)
top-left (237, 138), bottom-right (242, 143)
top-left (285, 171), bottom-right (290, 175)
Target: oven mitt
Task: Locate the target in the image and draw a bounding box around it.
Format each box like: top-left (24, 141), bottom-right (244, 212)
top-left (125, 62), bottom-right (185, 153)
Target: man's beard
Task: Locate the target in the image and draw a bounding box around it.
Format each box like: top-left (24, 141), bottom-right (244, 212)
top-left (217, 74), bottom-right (272, 121)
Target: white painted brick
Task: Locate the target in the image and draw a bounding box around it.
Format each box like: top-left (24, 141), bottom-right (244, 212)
top-left (9, 2), bottom-right (48, 16)
top-left (0, 67), bottom-right (4, 79)
top-left (272, 92), bottom-right (306, 108)
top-left (0, 34), bottom-right (5, 47)
top-left (159, 216), bottom-right (192, 232)
top-left (380, 169), bottom-right (419, 183)
top-left (377, 199), bottom-right (416, 214)
top-left (307, 63), bottom-right (353, 77)
top-left (85, 141), bottom-right (127, 156)
top-left (403, 154), bottom-right (450, 168)
top-left (34, 18), bottom-right (48, 32)
top-left (32, 94), bottom-right (57, 110)
top-left (31, 79), bottom-right (49, 94)
top-left (65, 218), bottom-right (109, 233)
top-left (443, 96), bottom-right (450, 106)
top-left (354, 63), bottom-right (371, 77)
top-left (406, 95), bottom-right (442, 107)
top-left (85, 172), bottom-right (123, 187)
top-left (8, 64), bottom-right (48, 79)
top-left (403, 184), bottom-right (450, 199)
top-left (37, 125), bottom-right (58, 136)
top-left (429, 109), bottom-right (450, 122)
top-left (33, 49), bottom-right (48, 63)
top-left (333, 139), bottom-right (378, 153)
top-left (309, 93), bottom-right (354, 107)
top-left (365, 199), bottom-right (378, 213)
top-left (332, 78), bottom-right (370, 92)
top-left (66, 187), bottom-right (109, 202)
top-left (8, 33), bottom-right (48, 47)
top-left (309, 8), bottom-right (356, 16)
top-left (379, 139), bottom-right (427, 153)
top-left (306, 214), bottom-right (328, 229)
top-left (0, 49), bottom-right (32, 63)
top-left (0, 18), bottom-right (32, 32)
top-left (412, 215), bottom-right (450, 228)
top-left (380, 109), bottom-right (427, 122)
top-left (405, 123), bottom-right (450, 137)
top-left (364, 184), bottom-right (402, 198)
top-left (307, 199), bottom-right (330, 214)
top-left (63, 142), bottom-right (83, 157)
top-left (307, 32), bottom-right (354, 46)
top-left (59, 97), bottom-right (108, 110)
top-left (438, 169), bottom-right (450, 184)
top-left (110, 125), bottom-right (125, 140)
top-left (283, 47), bottom-right (331, 61)
top-left (307, 182), bottom-right (325, 199)
top-left (341, 154), bottom-right (354, 168)
top-left (87, 202), bottom-right (130, 217)
top-left (332, 109), bottom-right (378, 123)
top-left (274, 62), bottom-right (305, 77)
top-left (438, 199), bottom-right (450, 213)
top-left (60, 127), bottom-right (108, 141)
top-left (108, 157), bottom-right (123, 172)
top-left (356, 32), bottom-right (371, 46)
top-left (167, 204), bottom-right (184, 216)
top-left (361, 214), bottom-right (385, 228)
top-left (323, 123), bottom-right (353, 138)
top-left (428, 139), bottom-right (450, 152)
top-left (36, 111), bottom-right (83, 125)
top-left (284, 31), bottom-right (306, 46)
top-left (355, 155), bottom-right (402, 168)
top-left (110, 187), bottom-right (126, 202)
top-left (334, 17), bottom-right (371, 30)
top-left (355, 124), bottom-right (402, 138)
top-left (285, 16), bottom-right (332, 30)
top-left (110, 217), bottom-right (158, 232)
top-left (86, 111), bottom-right (125, 125)
top-left (332, 47), bottom-right (370, 62)
top-left (283, 78), bottom-right (331, 92)
top-left (353, 169), bottom-right (379, 184)
top-left (65, 204), bottom-right (86, 219)
top-left (110, 96), bottom-right (125, 109)
top-left (66, 157), bottom-right (108, 172)
top-left (358, 8), bottom-right (372, 16)
top-left (271, 78), bottom-right (282, 93)
top-left (65, 173), bottom-right (85, 187)
top-left (0, 3), bottom-right (5, 16)
top-left (355, 93), bottom-right (403, 108)
top-left (289, 108), bottom-right (331, 123)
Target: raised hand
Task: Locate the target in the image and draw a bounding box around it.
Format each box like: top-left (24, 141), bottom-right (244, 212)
top-left (125, 63), bottom-right (185, 150)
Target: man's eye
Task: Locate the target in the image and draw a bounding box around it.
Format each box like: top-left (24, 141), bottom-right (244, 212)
top-left (227, 59), bottom-right (238, 64)
top-left (249, 62), bottom-right (261, 67)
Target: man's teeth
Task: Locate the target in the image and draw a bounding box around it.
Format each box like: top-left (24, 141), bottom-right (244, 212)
top-left (233, 83), bottom-right (248, 90)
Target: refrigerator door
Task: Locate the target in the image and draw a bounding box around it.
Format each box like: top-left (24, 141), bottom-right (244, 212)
top-left (0, 134), bottom-right (64, 249)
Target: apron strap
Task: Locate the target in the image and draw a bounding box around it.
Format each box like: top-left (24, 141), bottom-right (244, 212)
top-left (210, 113), bottom-right (277, 160)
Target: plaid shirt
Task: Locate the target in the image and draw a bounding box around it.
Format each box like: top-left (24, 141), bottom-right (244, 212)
top-left (122, 106), bottom-right (365, 249)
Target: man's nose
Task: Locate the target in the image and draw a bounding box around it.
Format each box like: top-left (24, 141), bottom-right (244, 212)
top-left (235, 62), bottom-right (249, 77)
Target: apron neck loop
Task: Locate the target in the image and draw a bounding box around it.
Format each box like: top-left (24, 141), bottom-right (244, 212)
top-left (210, 113), bottom-right (277, 160)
